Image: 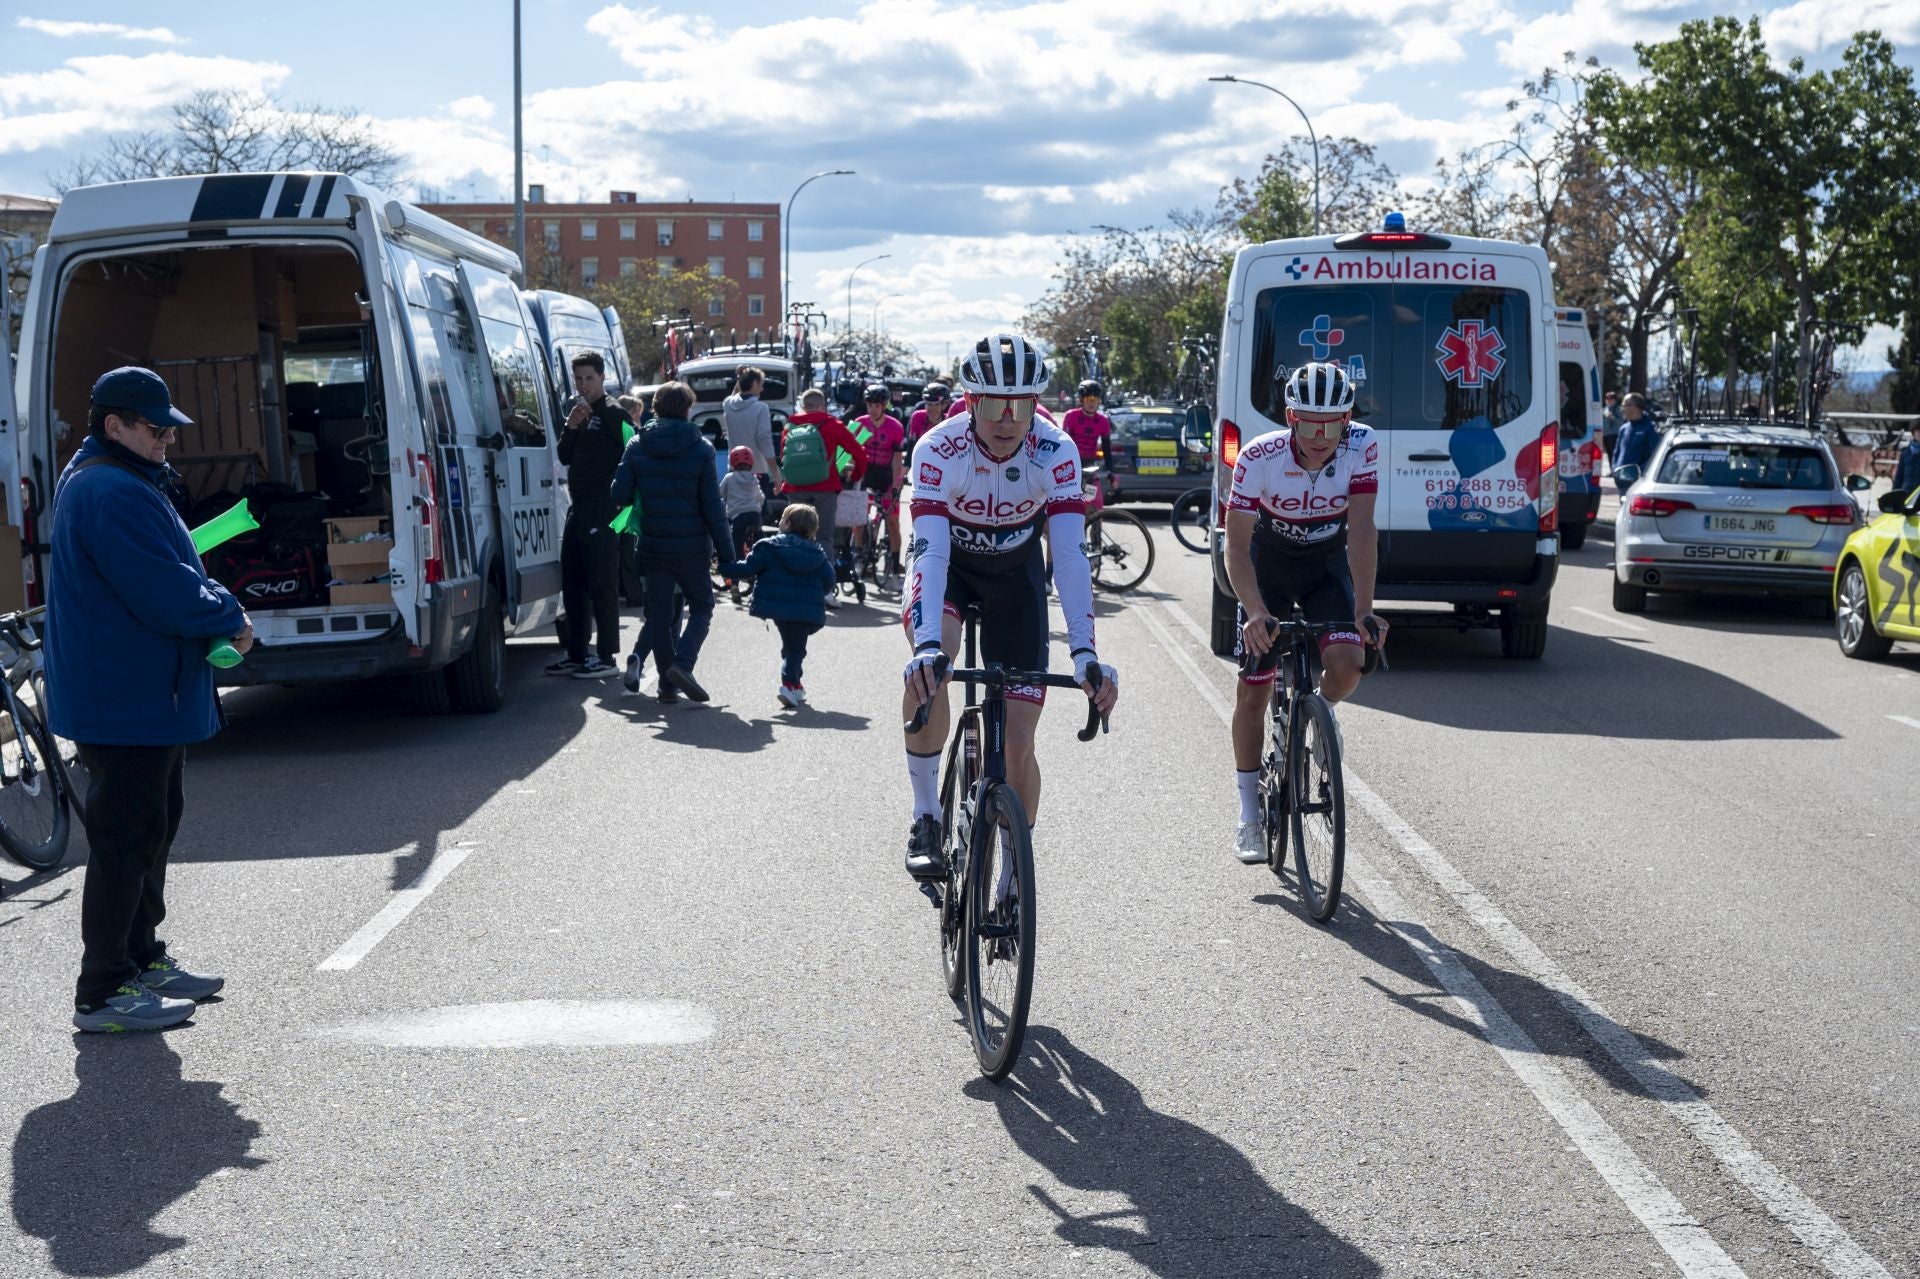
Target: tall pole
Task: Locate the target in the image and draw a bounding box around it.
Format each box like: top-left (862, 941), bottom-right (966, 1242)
top-left (511, 0), bottom-right (525, 276)
top-left (847, 252), bottom-right (891, 336)
top-left (784, 169), bottom-right (854, 323)
top-left (1208, 75), bottom-right (1320, 235)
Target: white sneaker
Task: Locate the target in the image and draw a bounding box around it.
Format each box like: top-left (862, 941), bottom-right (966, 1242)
top-left (1234, 820), bottom-right (1266, 864)
top-left (777, 683), bottom-right (801, 709)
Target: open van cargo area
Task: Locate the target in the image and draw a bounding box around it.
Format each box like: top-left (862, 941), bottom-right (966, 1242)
top-left (50, 241), bottom-right (400, 634)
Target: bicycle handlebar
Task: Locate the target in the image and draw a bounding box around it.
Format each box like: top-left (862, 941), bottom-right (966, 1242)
top-left (905, 655), bottom-right (1109, 742)
top-left (0, 611), bottom-right (44, 653)
top-left (1252, 614), bottom-right (1389, 674)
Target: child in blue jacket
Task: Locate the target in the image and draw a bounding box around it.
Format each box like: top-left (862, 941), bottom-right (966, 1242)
top-left (733, 503), bottom-right (837, 708)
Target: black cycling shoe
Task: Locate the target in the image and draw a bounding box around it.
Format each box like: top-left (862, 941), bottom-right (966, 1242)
top-left (905, 814), bottom-right (947, 881)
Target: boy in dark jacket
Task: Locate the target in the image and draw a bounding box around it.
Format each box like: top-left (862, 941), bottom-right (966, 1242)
top-left (733, 503), bottom-right (837, 708)
top-left (609, 380), bottom-right (733, 703)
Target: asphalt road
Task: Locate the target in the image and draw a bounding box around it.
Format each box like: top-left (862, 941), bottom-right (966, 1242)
top-left (1, 509), bottom-right (1915, 1278)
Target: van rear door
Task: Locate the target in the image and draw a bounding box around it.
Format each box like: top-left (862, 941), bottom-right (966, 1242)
top-left (1556, 310), bottom-right (1601, 491)
top-left (602, 306), bottom-right (632, 389)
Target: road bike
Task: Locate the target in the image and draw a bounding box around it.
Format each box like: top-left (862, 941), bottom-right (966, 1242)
top-left (1078, 470), bottom-right (1154, 593)
top-left (1250, 610), bottom-right (1383, 923)
top-left (854, 485), bottom-right (902, 596)
top-left (907, 608), bottom-right (1108, 1080)
top-left (0, 609), bottom-right (75, 871)
top-left (1170, 486), bottom-right (1211, 554)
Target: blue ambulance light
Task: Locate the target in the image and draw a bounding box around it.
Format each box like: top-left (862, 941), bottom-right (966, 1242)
top-left (1383, 211), bottom-right (1407, 232)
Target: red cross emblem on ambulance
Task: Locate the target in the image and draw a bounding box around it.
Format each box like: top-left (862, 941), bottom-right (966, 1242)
top-left (1435, 319), bottom-right (1506, 388)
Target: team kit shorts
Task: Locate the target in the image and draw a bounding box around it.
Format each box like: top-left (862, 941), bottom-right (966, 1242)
top-left (902, 549), bottom-right (1051, 705)
top-left (1235, 548), bottom-right (1364, 685)
top-left (862, 459), bottom-right (896, 493)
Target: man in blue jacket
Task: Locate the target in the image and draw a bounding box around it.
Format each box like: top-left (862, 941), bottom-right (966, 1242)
top-left (610, 380), bottom-right (733, 703)
top-left (1892, 422), bottom-right (1920, 498)
top-left (1611, 392), bottom-right (1661, 488)
top-left (47, 367), bottom-right (252, 1033)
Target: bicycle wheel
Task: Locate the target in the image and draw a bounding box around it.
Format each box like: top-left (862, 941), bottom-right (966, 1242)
top-left (1171, 488), bottom-right (1212, 554)
top-left (1085, 510), bottom-right (1155, 593)
top-left (965, 781), bottom-right (1035, 1080)
top-left (1289, 694), bottom-right (1345, 923)
top-left (26, 667), bottom-right (88, 823)
top-left (937, 715), bottom-right (981, 1000)
top-left (0, 694), bottom-right (71, 870)
top-left (1261, 686), bottom-right (1291, 876)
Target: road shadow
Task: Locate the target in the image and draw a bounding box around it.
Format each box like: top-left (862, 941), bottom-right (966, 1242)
top-left (967, 1026), bottom-right (1379, 1278)
top-left (1354, 624), bottom-right (1837, 740)
top-left (1626, 590), bottom-right (1833, 637)
top-left (11, 1035), bottom-right (265, 1276)
top-left (1252, 886), bottom-right (1705, 1102)
top-left (0, 865), bottom-right (77, 918)
top-left (183, 642), bottom-right (588, 888)
top-left (768, 709), bottom-right (872, 731)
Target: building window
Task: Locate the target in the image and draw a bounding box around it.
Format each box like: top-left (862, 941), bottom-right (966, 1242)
top-left (747, 294), bottom-right (765, 316)
top-left (581, 257), bottom-right (599, 287)
top-left (619, 258), bottom-right (637, 279)
top-left (707, 256), bottom-right (725, 278)
top-left (543, 221), bottom-right (560, 253)
top-left (657, 219), bottom-right (675, 246)
top-left (747, 220), bottom-right (764, 242)
top-left (708, 219), bottom-right (724, 240)
top-left (581, 220), bottom-right (598, 241)
top-left (658, 258), bottom-right (674, 277)
top-left (708, 297), bottom-right (725, 317)
top-left (747, 256), bottom-right (764, 279)
top-left (619, 219), bottom-right (636, 240)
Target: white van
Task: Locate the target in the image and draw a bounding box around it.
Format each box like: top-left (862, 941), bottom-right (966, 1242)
top-left (525, 289), bottom-right (631, 421)
top-left (1, 171), bottom-right (571, 712)
top-left (1554, 307), bottom-right (1604, 550)
top-left (1209, 214), bottom-right (1561, 659)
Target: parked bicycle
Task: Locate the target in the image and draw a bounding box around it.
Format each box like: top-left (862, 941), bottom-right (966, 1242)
top-left (1251, 610), bottom-right (1383, 923)
top-left (1078, 469), bottom-right (1154, 593)
top-left (0, 608), bottom-right (75, 871)
top-left (1170, 486), bottom-right (1211, 554)
top-left (907, 607), bottom-right (1109, 1080)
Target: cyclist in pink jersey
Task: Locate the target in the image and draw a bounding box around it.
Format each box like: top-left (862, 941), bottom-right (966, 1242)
top-left (853, 384), bottom-right (908, 576)
top-left (907, 380), bottom-right (957, 447)
top-left (1059, 379), bottom-right (1112, 466)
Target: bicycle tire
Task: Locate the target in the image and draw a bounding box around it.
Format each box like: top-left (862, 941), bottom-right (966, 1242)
top-left (1289, 695), bottom-right (1345, 923)
top-left (965, 782), bottom-right (1035, 1081)
top-left (937, 716), bottom-right (980, 1001)
top-left (0, 695), bottom-right (71, 870)
top-left (1171, 488), bottom-right (1211, 554)
top-left (26, 667), bottom-right (88, 823)
top-left (1086, 510), bottom-right (1155, 593)
top-left (1261, 687), bottom-right (1291, 876)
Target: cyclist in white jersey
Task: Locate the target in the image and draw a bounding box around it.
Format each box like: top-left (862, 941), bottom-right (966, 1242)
top-left (1225, 362), bottom-right (1388, 863)
top-left (900, 333), bottom-right (1119, 880)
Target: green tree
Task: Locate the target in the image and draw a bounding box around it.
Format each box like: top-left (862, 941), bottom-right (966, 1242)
top-left (580, 269), bottom-right (737, 383)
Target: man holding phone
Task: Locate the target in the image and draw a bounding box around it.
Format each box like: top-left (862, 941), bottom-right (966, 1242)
top-left (549, 352), bottom-right (632, 679)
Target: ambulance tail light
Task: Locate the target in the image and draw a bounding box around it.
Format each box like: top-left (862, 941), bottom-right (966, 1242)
top-left (1539, 423), bottom-right (1558, 475)
top-left (1220, 418), bottom-right (1241, 468)
top-left (1537, 423), bottom-right (1558, 533)
top-left (413, 449), bottom-right (444, 585)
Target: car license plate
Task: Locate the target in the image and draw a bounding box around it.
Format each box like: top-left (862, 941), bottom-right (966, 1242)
top-left (1138, 458), bottom-right (1176, 474)
top-left (1705, 515), bottom-right (1776, 533)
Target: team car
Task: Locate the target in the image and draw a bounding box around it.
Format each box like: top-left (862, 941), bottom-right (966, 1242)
top-left (1612, 422), bottom-right (1866, 613)
top-left (1832, 481), bottom-right (1920, 659)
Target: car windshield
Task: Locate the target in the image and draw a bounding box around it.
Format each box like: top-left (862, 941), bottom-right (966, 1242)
top-left (1656, 443), bottom-right (1830, 490)
top-left (1109, 410), bottom-right (1175, 442)
top-left (683, 369), bottom-right (790, 403)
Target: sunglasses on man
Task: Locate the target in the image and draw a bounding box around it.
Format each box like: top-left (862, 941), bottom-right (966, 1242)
top-left (973, 394), bottom-right (1037, 425)
top-left (1287, 410), bottom-right (1349, 439)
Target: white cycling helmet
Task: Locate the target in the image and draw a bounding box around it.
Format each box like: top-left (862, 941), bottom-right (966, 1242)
top-left (1283, 362), bottom-right (1356, 412)
top-left (957, 332), bottom-right (1050, 396)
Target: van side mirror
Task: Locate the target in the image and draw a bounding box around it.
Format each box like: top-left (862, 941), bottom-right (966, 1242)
top-left (1844, 473), bottom-right (1873, 492)
top-left (1878, 490), bottom-right (1912, 514)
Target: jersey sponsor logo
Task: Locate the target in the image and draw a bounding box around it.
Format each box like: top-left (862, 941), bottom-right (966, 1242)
top-left (951, 523), bottom-right (1034, 552)
top-left (1268, 492), bottom-right (1349, 515)
top-left (918, 462), bottom-right (943, 487)
top-left (1005, 466), bottom-right (1021, 482)
top-left (1037, 438), bottom-right (1063, 454)
top-left (929, 434), bottom-right (970, 461)
top-left (952, 493), bottom-right (1041, 521)
top-left (1284, 469), bottom-right (1305, 478)
top-left (1053, 461), bottom-right (1076, 485)
top-left (1364, 441), bottom-right (1379, 465)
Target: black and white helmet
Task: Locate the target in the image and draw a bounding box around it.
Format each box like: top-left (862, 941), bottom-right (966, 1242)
top-left (957, 332), bottom-right (1050, 396)
top-left (1282, 362), bottom-right (1356, 412)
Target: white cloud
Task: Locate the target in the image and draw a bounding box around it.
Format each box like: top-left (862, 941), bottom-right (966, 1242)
top-left (0, 53), bottom-right (290, 155)
top-left (15, 17), bottom-right (183, 44)
top-left (447, 95), bottom-right (496, 124)
top-left (1763, 0), bottom-right (1920, 55)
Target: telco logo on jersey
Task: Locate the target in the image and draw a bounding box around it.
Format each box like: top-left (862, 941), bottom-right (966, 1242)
top-left (953, 494), bottom-right (1040, 521)
top-left (1270, 492), bottom-right (1348, 515)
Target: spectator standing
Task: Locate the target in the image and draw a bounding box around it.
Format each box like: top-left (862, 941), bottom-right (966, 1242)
top-left (1601, 390), bottom-right (1623, 458)
top-left (611, 380), bottom-right (733, 702)
top-left (47, 368), bottom-right (252, 1033)
top-left (550, 353), bottom-right (631, 680)
top-left (780, 388), bottom-right (868, 599)
top-left (733, 503), bottom-right (837, 708)
top-left (722, 367), bottom-right (784, 498)
top-left (1612, 392), bottom-right (1660, 487)
top-left (1892, 422), bottom-right (1920, 496)
top-left (721, 445), bottom-right (764, 603)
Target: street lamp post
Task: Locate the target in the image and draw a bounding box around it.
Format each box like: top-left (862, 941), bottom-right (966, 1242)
top-left (872, 292), bottom-right (901, 336)
top-left (847, 252), bottom-right (892, 336)
top-left (1208, 75), bottom-right (1320, 235)
top-left (511, 0), bottom-right (525, 273)
top-left (784, 169), bottom-right (854, 320)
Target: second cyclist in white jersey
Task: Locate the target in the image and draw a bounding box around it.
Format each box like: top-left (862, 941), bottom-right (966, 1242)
top-left (1225, 361), bottom-right (1388, 863)
top-left (900, 333), bottom-right (1119, 880)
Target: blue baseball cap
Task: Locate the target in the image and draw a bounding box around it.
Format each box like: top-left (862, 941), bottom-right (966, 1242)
top-left (90, 366), bottom-right (193, 428)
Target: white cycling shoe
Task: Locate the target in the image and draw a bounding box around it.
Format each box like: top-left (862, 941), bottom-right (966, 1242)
top-left (1234, 820), bottom-right (1266, 864)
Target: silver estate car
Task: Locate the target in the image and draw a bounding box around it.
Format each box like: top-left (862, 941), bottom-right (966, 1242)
top-left (1612, 423), bottom-right (1870, 613)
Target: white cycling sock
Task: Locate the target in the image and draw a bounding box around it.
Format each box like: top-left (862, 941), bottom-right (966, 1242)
top-left (908, 749), bottom-right (942, 819)
top-left (1236, 769), bottom-right (1261, 823)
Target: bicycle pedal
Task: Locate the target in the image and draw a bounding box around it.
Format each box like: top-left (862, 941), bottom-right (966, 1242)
top-left (918, 882), bottom-right (942, 910)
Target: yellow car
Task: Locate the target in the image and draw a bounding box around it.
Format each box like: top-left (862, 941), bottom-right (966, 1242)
top-left (1834, 485), bottom-right (1920, 659)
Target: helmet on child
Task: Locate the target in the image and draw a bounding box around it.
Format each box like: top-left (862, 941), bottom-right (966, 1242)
top-left (728, 445), bottom-right (755, 468)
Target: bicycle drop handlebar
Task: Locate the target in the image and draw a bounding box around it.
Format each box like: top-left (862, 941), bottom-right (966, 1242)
top-left (905, 655), bottom-right (1109, 742)
top-left (1249, 614), bottom-right (1389, 675)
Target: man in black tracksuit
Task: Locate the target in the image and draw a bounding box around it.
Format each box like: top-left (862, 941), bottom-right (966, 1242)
top-left (548, 352), bottom-right (631, 679)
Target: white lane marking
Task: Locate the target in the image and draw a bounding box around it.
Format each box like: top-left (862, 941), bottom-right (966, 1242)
top-left (317, 846), bottom-right (473, 972)
top-left (1888, 715), bottom-right (1920, 731)
top-left (319, 999), bottom-right (714, 1048)
top-left (1150, 598), bottom-right (1893, 1279)
top-left (1572, 605), bottom-right (1648, 633)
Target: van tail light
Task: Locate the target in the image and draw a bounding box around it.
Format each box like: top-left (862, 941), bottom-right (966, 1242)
top-left (1788, 503), bottom-right (1857, 526)
top-left (20, 480), bottom-right (41, 608)
top-left (1628, 495), bottom-right (1694, 518)
top-left (412, 449), bottom-right (444, 585)
top-left (1220, 417), bottom-right (1241, 469)
top-left (1539, 423), bottom-right (1558, 475)
top-left (1536, 423), bottom-right (1558, 533)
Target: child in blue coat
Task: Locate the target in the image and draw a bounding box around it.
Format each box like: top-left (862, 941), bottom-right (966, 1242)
top-left (733, 503), bottom-right (837, 708)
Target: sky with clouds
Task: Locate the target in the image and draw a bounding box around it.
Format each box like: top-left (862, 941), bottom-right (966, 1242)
top-left (3, 0), bottom-right (1916, 369)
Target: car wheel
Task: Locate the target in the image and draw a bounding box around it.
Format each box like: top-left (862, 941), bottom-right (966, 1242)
top-left (1835, 562), bottom-right (1892, 660)
top-left (1612, 577), bottom-right (1648, 613)
top-left (1560, 520), bottom-right (1587, 551)
top-left (1499, 599), bottom-right (1549, 659)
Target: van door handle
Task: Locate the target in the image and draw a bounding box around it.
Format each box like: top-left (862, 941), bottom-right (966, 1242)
top-left (541, 478), bottom-right (554, 488)
top-left (1408, 451), bottom-right (1451, 462)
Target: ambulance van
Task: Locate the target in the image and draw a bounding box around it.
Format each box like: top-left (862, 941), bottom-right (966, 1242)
top-left (1, 172), bottom-right (572, 712)
top-left (1208, 214), bottom-right (1561, 659)
top-left (1554, 306), bottom-right (1604, 550)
